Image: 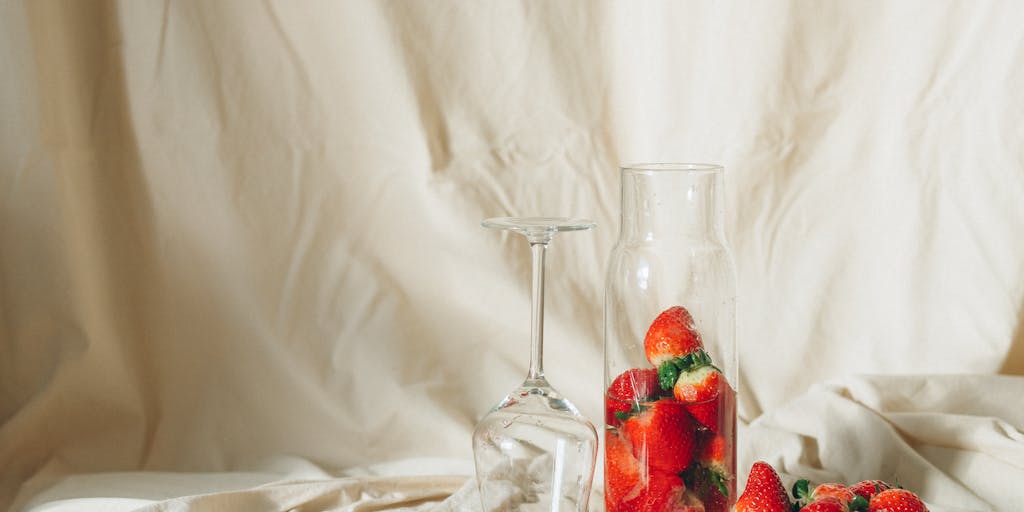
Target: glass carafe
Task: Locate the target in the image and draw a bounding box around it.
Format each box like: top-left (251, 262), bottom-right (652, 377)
top-left (604, 164), bottom-right (737, 512)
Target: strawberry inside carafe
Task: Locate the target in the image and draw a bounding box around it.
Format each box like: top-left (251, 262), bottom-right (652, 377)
top-left (605, 305), bottom-right (736, 512)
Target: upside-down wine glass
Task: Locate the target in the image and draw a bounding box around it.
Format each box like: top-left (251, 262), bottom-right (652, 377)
top-left (472, 217), bottom-right (599, 512)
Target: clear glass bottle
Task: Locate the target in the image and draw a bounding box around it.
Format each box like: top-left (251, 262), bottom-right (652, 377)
top-left (604, 164), bottom-right (737, 512)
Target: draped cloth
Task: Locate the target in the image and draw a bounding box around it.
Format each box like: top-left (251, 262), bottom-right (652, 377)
top-left (2, 1), bottom-right (1023, 510)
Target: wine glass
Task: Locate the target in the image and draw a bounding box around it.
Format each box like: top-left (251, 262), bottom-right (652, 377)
top-left (472, 217), bottom-right (599, 512)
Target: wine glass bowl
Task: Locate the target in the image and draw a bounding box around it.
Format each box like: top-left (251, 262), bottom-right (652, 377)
top-left (472, 217), bottom-right (598, 512)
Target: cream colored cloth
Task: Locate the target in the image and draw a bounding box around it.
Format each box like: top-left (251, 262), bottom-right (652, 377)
top-left (16, 375), bottom-right (1024, 511)
top-left (19, 458), bottom-right (474, 511)
top-left (32, 476), bottom-right (469, 512)
top-left (741, 374), bottom-right (1024, 512)
top-left (3, 0), bottom-right (1024, 511)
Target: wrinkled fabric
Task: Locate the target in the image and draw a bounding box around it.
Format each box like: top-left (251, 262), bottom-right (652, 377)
top-left (17, 375), bottom-right (1024, 511)
top-left (740, 374), bottom-right (1024, 512)
top-left (17, 458), bottom-right (475, 512)
top-left (2, 0), bottom-right (1024, 511)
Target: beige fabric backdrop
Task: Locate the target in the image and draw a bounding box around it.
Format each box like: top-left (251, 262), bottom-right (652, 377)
top-left (2, 1), bottom-right (1023, 510)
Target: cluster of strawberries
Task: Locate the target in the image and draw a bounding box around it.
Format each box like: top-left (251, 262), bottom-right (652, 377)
top-left (605, 306), bottom-right (737, 512)
top-left (737, 461), bottom-right (930, 512)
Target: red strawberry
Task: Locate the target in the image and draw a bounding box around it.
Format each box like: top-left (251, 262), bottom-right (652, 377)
top-left (609, 368), bottom-right (662, 401)
top-left (736, 461), bottom-right (791, 512)
top-left (679, 489), bottom-right (712, 512)
top-left (622, 400), bottom-right (697, 473)
top-left (644, 306), bottom-right (703, 367)
top-left (868, 489), bottom-right (928, 512)
top-left (699, 484), bottom-right (731, 512)
top-left (674, 366), bottom-right (723, 404)
top-left (605, 431), bottom-right (642, 511)
top-left (683, 459), bottom-right (733, 512)
top-left (801, 496), bottom-right (849, 512)
top-left (685, 379), bottom-right (735, 434)
top-left (809, 483), bottom-right (856, 503)
top-left (850, 480), bottom-right (893, 501)
top-left (628, 472), bottom-right (693, 512)
top-left (695, 431), bottom-right (733, 481)
top-left (606, 368), bottom-right (663, 426)
top-left (607, 398), bottom-right (633, 427)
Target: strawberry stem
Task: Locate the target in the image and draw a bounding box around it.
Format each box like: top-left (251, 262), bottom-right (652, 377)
top-left (658, 349), bottom-right (720, 391)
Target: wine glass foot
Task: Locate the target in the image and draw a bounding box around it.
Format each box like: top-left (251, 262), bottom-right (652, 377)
top-left (482, 217), bottom-right (594, 244)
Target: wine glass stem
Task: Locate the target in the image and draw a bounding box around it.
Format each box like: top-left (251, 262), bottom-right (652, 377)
top-left (528, 241), bottom-right (547, 381)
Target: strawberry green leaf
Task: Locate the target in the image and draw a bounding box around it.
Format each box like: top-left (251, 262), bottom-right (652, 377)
top-left (710, 470), bottom-right (729, 497)
top-left (680, 463), bottom-right (730, 498)
top-left (792, 479), bottom-right (810, 501)
top-left (692, 350), bottom-right (709, 367)
top-left (681, 352), bottom-right (694, 367)
top-left (850, 495), bottom-right (869, 511)
top-left (676, 349), bottom-right (717, 372)
top-left (658, 360), bottom-right (681, 391)
top-left (659, 350), bottom-right (723, 390)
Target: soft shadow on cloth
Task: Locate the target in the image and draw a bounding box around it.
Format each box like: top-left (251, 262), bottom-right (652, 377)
top-left (998, 306), bottom-right (1024, 375)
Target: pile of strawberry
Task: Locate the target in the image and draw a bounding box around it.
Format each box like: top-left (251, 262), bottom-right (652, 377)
top-left (605, 306), bottom-right (737, 512)
top-left (737, 461), bottom-right (930, 512)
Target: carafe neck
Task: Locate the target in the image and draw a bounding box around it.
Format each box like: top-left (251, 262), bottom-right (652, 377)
top-left (618, 164), bottom-right (725, 244)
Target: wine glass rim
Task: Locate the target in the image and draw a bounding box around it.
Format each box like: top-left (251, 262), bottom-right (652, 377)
top-left (621, 163), bottom-right (723, 173)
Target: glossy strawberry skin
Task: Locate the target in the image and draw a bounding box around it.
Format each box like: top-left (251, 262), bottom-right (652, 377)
top-left (736, 461), bottom-right (791, 512)
top-left (685, 378), bottom-right (735, 434)
top-left (684, 459), bottom-right (733, 512)
top-left (606, 435), bottom-right (700, 512)
top-left (850, 480), bottom-right (893, 501)
top-left (801, 496), bottom-right (849, 512)
top-left (700, 485), bottom-right (730, 512)
top-left (605, 431), bottom-right (642, 511)
top-left (606, 398), bottom-right (633, 427)
top-left (622, 400), bottom-right (697, 474)
top-left (609, 368), bottom-right (662, 401)
top-left (629, 472), bottom-right (690, 512)
top-left (867, 489), bottom-right (929, 512)
top-left (695, 430), bottom-right (733, 479)
top-left (644, 306), bottom-right (703, 367)
top-left (673, 366), bottom-right (723, 404)
top-left (606, 368), bottom-right (663, 426)
top-left (810, 483), bottom-right (856, 503)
